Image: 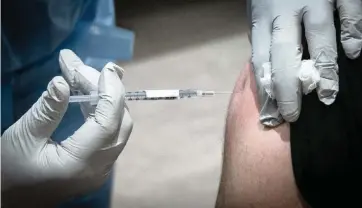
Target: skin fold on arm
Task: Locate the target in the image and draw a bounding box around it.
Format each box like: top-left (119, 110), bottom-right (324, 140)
top-left (215, 63), bottom-right (308, 208)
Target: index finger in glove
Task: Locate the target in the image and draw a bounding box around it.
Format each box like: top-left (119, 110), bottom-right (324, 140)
top-left (61, 63), bottom-right (126, 159)
top-left (59, 49), bottom-right (101, 117)
top-left (303, 1), bottom-right (338, 105)
top-left (271, 14), bottom-right (303, 122)
top-left (337, 0), bottom-right (362, 59)
top-left (248, 0), bottom-right (283, 126)
top-left (59, 49), bottom-right (102, 94)
top-left (59, 49), bottom-right (126, 117)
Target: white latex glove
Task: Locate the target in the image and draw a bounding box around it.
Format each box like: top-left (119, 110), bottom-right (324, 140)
top-left (337, 0), bottom-right (362, 59)
top-left (247, 0), bottom-right (345, 126)
top-left (1, 50), bottom-right (133, 207)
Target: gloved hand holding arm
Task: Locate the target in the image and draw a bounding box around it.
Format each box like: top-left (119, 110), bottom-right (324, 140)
top-left (1, 50), bottom-right (133, 207)
top-left (248, 0), bottom-right (361, 127)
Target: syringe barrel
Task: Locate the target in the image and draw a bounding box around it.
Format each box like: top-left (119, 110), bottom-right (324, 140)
top-left (69, 89), bottom-right (217, 104)
top-left (125, 90), bottom-right (198, 100)
top-left (125, 90), bottom-right (211, 100)
top-left (125, 90), bottom-right (179, 100)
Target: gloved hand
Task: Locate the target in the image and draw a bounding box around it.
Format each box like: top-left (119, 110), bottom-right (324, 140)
top-left (1, 49), bottom-right (133, 207)
top-left (247, 0), bottom-right (362, 126)
top-left (337, 0), bottom-right (362, 59)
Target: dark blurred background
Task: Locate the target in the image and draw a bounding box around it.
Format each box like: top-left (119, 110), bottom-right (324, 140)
top-left (115, 0), bottom-right (247, 60)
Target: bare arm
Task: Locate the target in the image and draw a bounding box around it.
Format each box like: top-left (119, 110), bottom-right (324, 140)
top-left (215, 63), bottom-right (307, 208)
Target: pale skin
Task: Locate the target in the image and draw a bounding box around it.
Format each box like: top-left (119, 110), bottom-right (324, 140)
top-left (215, 63), bottom-right (309, 208)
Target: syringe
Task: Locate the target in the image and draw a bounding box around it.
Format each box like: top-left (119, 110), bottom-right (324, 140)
top-left (69, 89), bottom-right (232, 105)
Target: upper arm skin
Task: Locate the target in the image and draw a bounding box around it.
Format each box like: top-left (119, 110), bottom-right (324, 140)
top-left (215, 63), bottom-right (307, 208)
